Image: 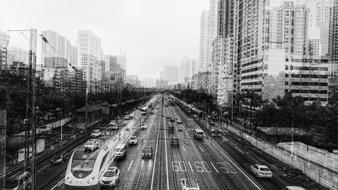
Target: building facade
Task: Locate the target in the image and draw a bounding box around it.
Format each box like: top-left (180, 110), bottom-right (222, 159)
top-left (160, 65), bottom-right (179, 85)
top-left (77, 30), bottom-right (103, 94)
top-left (210, 0), bottom-right (332, 106)
top-left (0, 30), bottom-right (9, 71)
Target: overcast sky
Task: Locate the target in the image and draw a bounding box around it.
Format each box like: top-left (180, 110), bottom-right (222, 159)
top-left (0, 0), bottom-right (212, 79)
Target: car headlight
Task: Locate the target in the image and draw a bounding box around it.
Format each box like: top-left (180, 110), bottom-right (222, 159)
top-left (66, 177), bottom-right (72, 184)
top-left (87, 177), bottom-right (95, 184)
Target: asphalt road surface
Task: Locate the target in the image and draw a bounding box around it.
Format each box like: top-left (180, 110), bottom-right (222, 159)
top-left (30, 94), bottom-right (325, 190)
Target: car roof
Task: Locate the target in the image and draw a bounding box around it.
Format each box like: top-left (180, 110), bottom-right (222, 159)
top-left (87, 139), bottom-right (96, 142)
top-left (256, 164), bottom-right (269, 169)
top-left (285, 186), bottom-right (306, 190)
top-left (116, 143), bottom-right (126, 148)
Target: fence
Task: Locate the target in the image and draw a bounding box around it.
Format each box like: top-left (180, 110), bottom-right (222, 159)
top-left (228, 125), bottom-right (338, 190)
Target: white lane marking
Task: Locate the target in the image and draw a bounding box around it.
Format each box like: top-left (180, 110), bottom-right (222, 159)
top-left (164, 107), bottom-right (170, 190)
top-left (51, 179), bottom-right (64, 190)
top-left (150, 112), bottom-right (160, 190)
top-left (38, 163), bottom-right (51, 172)
top-left (210, 162), bottom-right (219, 173)
top-left (137, 144), bottom-right (141, 150)
top-left (210, 142), bottom-right (262, 190)
top-left (234, 146), bottom-right (244, 154)
top-left (199, 146), bottom-right (204, 152)
top-left (188, 161), bottom-right (194, 172)
top-left (182, 146), bottom-right (186, 152)
top-left (128, 160), bottom-right (134, 171)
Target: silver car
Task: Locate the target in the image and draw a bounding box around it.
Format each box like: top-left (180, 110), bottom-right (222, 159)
top-left (100, 166), bottom-right (120, 188)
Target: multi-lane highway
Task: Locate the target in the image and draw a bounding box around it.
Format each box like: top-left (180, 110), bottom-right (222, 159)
top-left (6, 94), bottom-right (326, 190)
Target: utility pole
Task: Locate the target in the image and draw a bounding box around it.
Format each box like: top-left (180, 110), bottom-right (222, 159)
top-left (30, 28), bottom-right (37, 190)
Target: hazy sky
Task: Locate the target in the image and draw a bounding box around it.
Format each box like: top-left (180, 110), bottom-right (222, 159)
top-left (1, 0), bottom-right (211, 78)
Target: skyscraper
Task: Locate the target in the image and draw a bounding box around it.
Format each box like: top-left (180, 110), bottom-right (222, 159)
top-left (160, 65), bottom-right (179, 84)
top-left (77, 30), bottom-right (103, 93)
top-left (179, 57), bottom-right (197, 86)
top-left (0, 30), bottom-right (9, 71)
top-left (199, 11), bottom-right (209, 73)
top-left (199, 0), bottom-right (218, 73)
top-left (41, 30), bottom-right (78, 68)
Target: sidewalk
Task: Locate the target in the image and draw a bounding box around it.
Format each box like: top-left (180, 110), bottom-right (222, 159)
top-left (201, 118), bottom-right (338, 190)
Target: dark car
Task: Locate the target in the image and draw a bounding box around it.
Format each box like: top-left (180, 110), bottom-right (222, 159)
top-left (50, 153), bottom-right (69, 165)
top-left (171, 136), bottom-right (180, 147)
top-left (142, 146), bottom-right (153, 159)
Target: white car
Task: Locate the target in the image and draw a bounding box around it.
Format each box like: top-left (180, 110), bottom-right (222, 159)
top-left (91, 129), bottom-right (101, 138)
top-left (140, 124), bottom-right (147, 130)
top-left (250, 164), bottom-right (273, 178)
top-left (129, 136), bottom-right (139, 145)
top-left (4, 171), bottom-right (32, 190)
top-left (84, 139), bottom-right (99, 152)
top-left (100, 166), bottom-right (120, 188)
top-left (281, 186), bottom-right (306, 190)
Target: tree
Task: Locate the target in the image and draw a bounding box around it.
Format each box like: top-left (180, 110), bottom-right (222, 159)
top-left (0, 86), bottom-right (8, 109)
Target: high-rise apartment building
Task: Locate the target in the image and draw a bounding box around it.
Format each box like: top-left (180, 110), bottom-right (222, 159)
top-left (179, 57), bottom-right (197, 86)
top-left (160, 65), bottom-right (179, 84)
top-left (210, 0), bottom-right (331, 106)
top-left (77, 30), bottom-right (103, 94)
top-left (199, 0), bottom-right (218, 74)
top-left (41, 30), bottom-right (78, 68)
top-left (199, 11), bottom-right (209, 73)
top-left (103, 55), bottom-right (126, 92)
top-left (0, 30), bottom-right (9, 71)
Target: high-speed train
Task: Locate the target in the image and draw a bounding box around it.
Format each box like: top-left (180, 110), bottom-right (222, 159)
top-left (64, 138), bottom-right (116, 190)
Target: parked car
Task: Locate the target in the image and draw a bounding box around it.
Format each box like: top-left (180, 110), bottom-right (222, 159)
top-left (142, 146), bottom-right (153, 159)
top-left (177, 120), bottom-right (182, 124)
top-left (50, 152), bottom-right (69, 165)
top-left (84, 139), bottom-right (99, 152)
top-left (100, 166), bottom-right (120, 188)
top-left (129, 136), bottom-right (139, 145)
top-left (91, 129), bottom-right (101, 138)
top-left (250, 164), bottom-right (273, 178)
top-left (4, 171), bottom-right (32, 190)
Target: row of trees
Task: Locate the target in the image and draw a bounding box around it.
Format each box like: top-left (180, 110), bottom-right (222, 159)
top-left (0, 72), bottom-right (152, 134)
top-left (174, 89), bottom-right (338, 147)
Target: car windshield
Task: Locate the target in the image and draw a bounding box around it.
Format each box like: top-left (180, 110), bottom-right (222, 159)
top-left (103, 170), bottom-right (116, 177)
top-left (260, 167), bottom-right (270, 171)
top-left (93, 129), bottom-right (99, 133)
top-left (5, 179), bottom-right (18, 188)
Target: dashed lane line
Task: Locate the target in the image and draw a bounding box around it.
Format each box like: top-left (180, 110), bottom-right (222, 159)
top-left (210, 162), bottom-right (219, 173)
top-left (199, 146), bottom-right (204, 152)
top-left (164, 108), bottom-right (170, 190)
top-left (128, 160), bottom-right (134, 171)
top-left (210, 141), bottom-right (262, 190)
